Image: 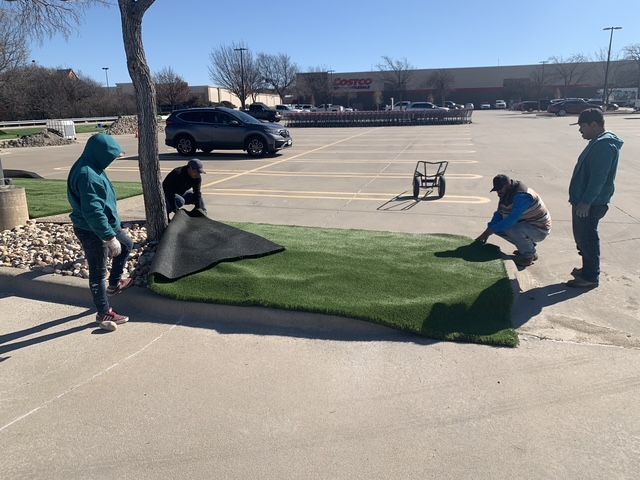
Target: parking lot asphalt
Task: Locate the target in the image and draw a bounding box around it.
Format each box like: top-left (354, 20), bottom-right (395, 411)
top-left (1, 110), bottom-right (639, 478)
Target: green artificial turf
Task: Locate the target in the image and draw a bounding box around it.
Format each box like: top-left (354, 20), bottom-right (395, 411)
top-left (150, 224), bottom-right (517, 347)
top-left (12, 178), bottom-right (143, 218)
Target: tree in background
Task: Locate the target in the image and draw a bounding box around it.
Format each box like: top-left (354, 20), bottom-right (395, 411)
top-left (623, 44), bottom-right (640, 90)
top-left (549, 54), bottom-right (589, 97)
top-left (377, 56), bottom-right (413, 101)
top-left (372, 90), bottom-right (383, 110)
top-left (257, 53), bottom-right (299, 103)
top-left (427, 69), bottom-right (455, 105)
top-left (209, 42), bottom-right (259, 109)
top-left (154, 66), bottom-right (190, 112)
top-left (295, 67), bottom-right (331, 105)
top-left (0, 9), bottom-right (28, 74)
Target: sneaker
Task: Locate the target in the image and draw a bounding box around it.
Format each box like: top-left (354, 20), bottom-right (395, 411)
top-left (107, 278), bottom-right (133, 296)
top-left (512, 251), bottom-right (538, 261)
top-left (566, 275), bottom-right (599, 288)
top-left (96, 308), bottom-right (129, 331)
top-left (570, 267), bottom-right (583, 278)
top-left (514, 255), bottom-right (536, 267)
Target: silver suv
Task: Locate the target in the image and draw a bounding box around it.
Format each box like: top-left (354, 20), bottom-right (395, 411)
top-left (165, 107), bottom-right (293, 157)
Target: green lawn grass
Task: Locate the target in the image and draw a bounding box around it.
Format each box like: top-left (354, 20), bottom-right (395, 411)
top-left (12, 178), bottom-right (143, 218)
top-left (150, 224), bottom-right (517, 347)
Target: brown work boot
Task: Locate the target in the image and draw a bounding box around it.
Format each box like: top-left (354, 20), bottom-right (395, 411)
top-left (96, 308), bottom-right (129, 331)
top-left (566, 275), bottom-right (599, 289)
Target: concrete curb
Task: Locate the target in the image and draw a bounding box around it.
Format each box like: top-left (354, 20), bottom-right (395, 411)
top-left (0, 266), bottom-right (424, 343)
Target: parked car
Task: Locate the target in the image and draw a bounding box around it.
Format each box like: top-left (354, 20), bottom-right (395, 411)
top-left (295, 104), bottom-right (313, 112)
top-left (392, 101), bottom-right (412, 111)
top-left (512, 100), bottom-right (540, 112)
top-left (547, 99), bottom-right (602, 116)
top-left (165, 107), bottom-right (293, 157)
top-left (241, 102), bottom-right (281, 122)
top-left (275, 104), bottom-right (301, 115)
top-left (443, 100), bottom-right (464, 109)
top-left (407, 102), bottom-right (449, 111)
top-left (495, 99), bottom-right (507, 109)
top-left (586, 99), bottom-right (619, 111)
top-left (480, 103), bottom-right (491, 110)
top-left (464, 103), bottom-right (474, 109)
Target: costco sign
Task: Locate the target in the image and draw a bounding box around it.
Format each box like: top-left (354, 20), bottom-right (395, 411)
top-left (333, 77), bottom-right (373, 90)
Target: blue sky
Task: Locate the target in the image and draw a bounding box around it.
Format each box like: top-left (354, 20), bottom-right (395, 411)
top-left (28, 0), bottom-right (639, 87)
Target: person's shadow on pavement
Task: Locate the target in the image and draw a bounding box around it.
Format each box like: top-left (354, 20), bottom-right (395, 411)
top-left (0, 308), bottom-right (94, 356)
top-left (511, 282), bottom-right (589, 328)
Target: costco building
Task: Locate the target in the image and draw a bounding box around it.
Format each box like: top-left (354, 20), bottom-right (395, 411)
top-left (295, 60), bottom-right (638, 109)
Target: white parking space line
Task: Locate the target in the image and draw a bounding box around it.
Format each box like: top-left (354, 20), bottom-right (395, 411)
top-left (201, 128), bottom-right (379, 189)
top-left (286, 159), bottom-right (479, 164)
top-left (205, 171), bottom-right (482, 179)
top-left (297, 150), bottom-right (477, 154)
top-left (202, 189), bottom-right (490, 204)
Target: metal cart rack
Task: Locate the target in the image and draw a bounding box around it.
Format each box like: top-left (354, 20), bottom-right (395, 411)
top-left (412, 161), bottom-right (448, 200)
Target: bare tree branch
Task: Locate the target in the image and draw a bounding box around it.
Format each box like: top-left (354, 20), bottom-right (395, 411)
top-left (377, 56), bottom-right (413, 99)
top-left (427, 69), bottom-right (455, 105)
top-left (0, 8), bottom-right (28, 73)
top-left (1, 0), bottom-right (108, 40)
top-left (257, 52), bottom-right (298, 103)
top-left (208, 42), bottom-right (258, 109)
top-left (154, 66), bottom-right (190, 111)
top-left (549, 54), bottom-right (589, 95)
top-left (623, 43), bottom-right (640, 89)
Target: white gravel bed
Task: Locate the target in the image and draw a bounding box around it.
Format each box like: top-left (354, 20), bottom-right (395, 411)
top-left (1, 220), bottom-right (156, 287)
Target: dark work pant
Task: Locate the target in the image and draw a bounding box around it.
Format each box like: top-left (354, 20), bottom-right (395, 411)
top-left (165, 190), bottom-right (204, 218)
top-left (73, 227), bottom-right (133, 315)
top-left (572, 204), bottom-right (608, 282)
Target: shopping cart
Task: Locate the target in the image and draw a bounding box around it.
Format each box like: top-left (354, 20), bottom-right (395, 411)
top-left (412, 161), bottom-right (448, 200)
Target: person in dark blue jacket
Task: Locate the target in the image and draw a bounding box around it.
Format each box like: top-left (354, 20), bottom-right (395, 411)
top-left (567, 108), bottom-right (623, 288)
top-left (67, 134), bottom-right (133, 331)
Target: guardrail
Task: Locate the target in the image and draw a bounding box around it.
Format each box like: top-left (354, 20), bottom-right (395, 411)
top-left (282, 109), bottom-right (473, 128)
top-left (0, 116), bottom-right (118, 128)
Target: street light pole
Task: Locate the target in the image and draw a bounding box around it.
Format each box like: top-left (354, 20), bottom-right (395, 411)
top-left (538, 60), bottom-right (548, 111)
top-left (234, 47), bottom-right (248, 109)
top-left (327, 69), bottom-right (335, 105)
top-left (602, 26), bottom-right (622, 104)
top-left (102, 67), bottom-right (110, 91)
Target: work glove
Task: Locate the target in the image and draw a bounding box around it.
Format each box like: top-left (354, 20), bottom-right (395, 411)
top-left (105, 237), bottom-right (122, 258)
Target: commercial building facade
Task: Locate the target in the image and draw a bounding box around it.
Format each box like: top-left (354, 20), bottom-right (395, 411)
top-left (295, 60), bottom-right (638, 109)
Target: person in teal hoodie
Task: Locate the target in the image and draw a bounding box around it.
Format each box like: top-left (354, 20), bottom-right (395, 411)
top-left (567, 108), bottom-right (623, 288)
top-left (67, 133), bottom-right (133, 330)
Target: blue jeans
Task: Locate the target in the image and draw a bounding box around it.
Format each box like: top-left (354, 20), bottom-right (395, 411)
top-left (572, 204), bottom-right (608, 282)
top-left (73, 227), bottom-right (133, 315)
top-left (495, 222), bottom-right (549, 258)
top-left (165, 191), bottom-right (204, 216)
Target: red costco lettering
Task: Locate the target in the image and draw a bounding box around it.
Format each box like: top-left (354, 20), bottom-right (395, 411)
top-left (334, 78), bottom-right (372, 87)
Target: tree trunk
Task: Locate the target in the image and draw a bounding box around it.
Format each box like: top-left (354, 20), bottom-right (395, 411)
top-left (118, 0), bottom-right (167, 241)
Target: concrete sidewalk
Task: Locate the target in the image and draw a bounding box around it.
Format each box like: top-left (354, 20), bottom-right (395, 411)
top-left (2, 264), bottom-right (640, 479)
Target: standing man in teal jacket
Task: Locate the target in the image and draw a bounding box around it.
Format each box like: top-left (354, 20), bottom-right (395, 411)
top-left (67, 134), bottom-right (133, 331)
top-left (567, 109), bottom-right (623, 288)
